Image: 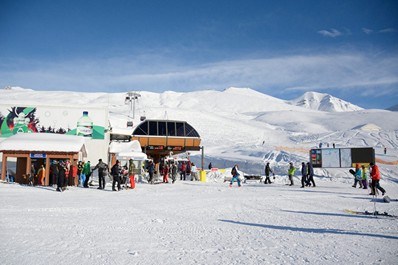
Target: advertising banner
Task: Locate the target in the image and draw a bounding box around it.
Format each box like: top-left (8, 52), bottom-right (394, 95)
top-left (0, 105), bottom-right (107, 140)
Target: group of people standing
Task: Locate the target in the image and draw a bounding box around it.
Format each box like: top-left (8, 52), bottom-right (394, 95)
top-left (265, 162), bottom-right (316, 188)
top-left (146, 159), bottom-right (198, 184)
top-left (352, 162), bottom-right (386, 196)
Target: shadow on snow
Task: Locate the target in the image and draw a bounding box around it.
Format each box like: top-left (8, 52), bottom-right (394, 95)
top-left (218, 219), bottom-right (398, 240)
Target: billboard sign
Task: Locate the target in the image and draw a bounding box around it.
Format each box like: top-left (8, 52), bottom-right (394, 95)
top-left (0, 105), bottom-right (107, 140)
top-left (309, 147), bottom-right (375, 168)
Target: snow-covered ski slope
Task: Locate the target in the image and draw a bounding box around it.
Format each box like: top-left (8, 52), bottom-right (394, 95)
top-left (1, 87), bottom-right (398, 265)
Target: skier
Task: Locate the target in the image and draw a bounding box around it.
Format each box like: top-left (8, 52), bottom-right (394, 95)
top-left (93, 159), bottom-right (108, 189)
top-left (111, 160), bottom-right (122, 191)
top-left (352, 164), bottom-right (362, 188)
top-left (287, 163), bottom-right (296, 186)
top-left (369, 162), bottom-right (386, 196)
top-left (229, 164), bottom-right (241, 187)
top-left (300, 162), bottom-right (307, 188)
top-left (208, 162), bottom-right (212, 170)
top-left (306, 162), bottom-right (316, 187)
top-left (264, 162), bottom-right (274, 184)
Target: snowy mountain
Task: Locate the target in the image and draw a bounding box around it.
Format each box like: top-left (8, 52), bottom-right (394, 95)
top-left (386, 103), bottom-right (398, 111)
top-left (288, 91), bottom-right (363, 112)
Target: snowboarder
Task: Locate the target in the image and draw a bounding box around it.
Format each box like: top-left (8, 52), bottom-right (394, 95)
top-left (369, 162), bottom-right (386, 196)
top-left (93, 159), bottom-right (108, 189)
top-left (306, 162), bottom-right (316, 187)
top-left (229, 164), bottom-right (241, 187)
top-left (287, 163), bottom-right (296, 186)
top-left (264, 162), bottom-right (274, 184)
top-left (300, 162), bottom-right (307, 188)
top-left (111, 160), bottom-right (122, 191)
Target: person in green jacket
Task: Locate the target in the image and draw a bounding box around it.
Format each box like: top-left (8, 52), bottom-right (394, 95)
top-left (83, 161), bottom-right (91, 188)
top-left (288, 162), bottom-right (296, 186)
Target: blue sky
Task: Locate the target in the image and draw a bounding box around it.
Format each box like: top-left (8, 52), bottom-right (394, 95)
top-left (0, 0), bottom-right (397, 109)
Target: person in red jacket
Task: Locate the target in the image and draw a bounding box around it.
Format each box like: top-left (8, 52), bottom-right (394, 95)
top-left (369, 162), bottom-right (386, 196)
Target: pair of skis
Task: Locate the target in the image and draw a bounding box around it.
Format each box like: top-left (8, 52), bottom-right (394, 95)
top-left (344, 208), bottom-right (398, 219)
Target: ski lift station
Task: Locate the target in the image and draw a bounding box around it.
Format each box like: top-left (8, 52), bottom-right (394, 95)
top-left (0, 96), bottom-right (201, 185)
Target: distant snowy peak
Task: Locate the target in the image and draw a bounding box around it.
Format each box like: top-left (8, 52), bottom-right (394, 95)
top-left (3, 86), bottom-right (34, 91)
top-left (386, 104), bottom-right (398, 111)
top-left (289, 91), bottom-right (363, 112)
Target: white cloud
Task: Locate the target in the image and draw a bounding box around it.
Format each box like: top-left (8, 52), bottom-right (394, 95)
top-left (379, 28), bottom-right (396, 33)
top-left (362, 28), bottom-right (373, 34)
top-left (317, 29), bottom-right (342, 38)
top-left (0, 52), bottom-right (397, 100)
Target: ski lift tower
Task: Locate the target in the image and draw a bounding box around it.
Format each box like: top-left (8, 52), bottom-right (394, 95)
top-left (125, 91), bottom-right (141, 127)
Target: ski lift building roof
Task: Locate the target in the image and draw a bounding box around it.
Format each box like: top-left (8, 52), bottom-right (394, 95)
top-left (131, 119), bottom-right (201, 161)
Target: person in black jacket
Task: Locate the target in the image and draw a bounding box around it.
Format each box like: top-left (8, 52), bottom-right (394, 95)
top-left (93, 159), bottom-right (108, 190)
top-left (57, 161), bottom-right (68, 192)
top-left (306, 162), bottom-right (316, 187)
top-left (300, 162), bottom-right (307, 188)
top-left (264, 162), bottom-right (274, 184)
top-left (111, 160), bottom-right (122, 191)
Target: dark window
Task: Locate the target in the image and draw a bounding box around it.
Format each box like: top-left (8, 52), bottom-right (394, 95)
top-left (134, 121), bottom-right (148, 135)
top-left (149, 121), bottom-right (158, 135)
top-left (185, 123), bottom-right (200, 137)
top-left (158, 122), bottom-right (166, 136)
top-left (167, 122), bottom-right (176, 136)
top-left (176, 122), bottom-right (185, 136)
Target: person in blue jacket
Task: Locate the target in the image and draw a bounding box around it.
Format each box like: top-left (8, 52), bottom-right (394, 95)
top-left (230, 164), bottom-right (241, 187)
